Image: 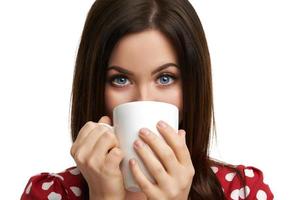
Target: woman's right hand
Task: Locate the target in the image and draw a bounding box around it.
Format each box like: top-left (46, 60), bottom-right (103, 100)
top-left (70, 116), bottom-right (126, 200)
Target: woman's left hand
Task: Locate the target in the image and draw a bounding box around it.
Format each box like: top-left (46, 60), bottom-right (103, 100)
top-left (130, 120), bottom-right (195, 200)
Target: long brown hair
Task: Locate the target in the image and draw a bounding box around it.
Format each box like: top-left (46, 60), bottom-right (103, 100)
top-left (70, 0), bottom-right (243, 199)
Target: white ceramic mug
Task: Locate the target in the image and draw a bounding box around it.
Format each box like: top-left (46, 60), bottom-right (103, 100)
top-left (100, 101), bottom-right (179, 192)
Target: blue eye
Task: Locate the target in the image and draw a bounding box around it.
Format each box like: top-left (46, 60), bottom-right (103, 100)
top-left (157, 74), bottom-right (175, 85)
top-left (109, 73), bottom-right (177, 87)
top-left (110, 76), bottom-right (130, 87)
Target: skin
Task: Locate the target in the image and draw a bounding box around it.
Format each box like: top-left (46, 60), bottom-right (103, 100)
top-left (71, 29), bottom-right (195, 200)
top-left (105, 29), bottom-right (183, 121)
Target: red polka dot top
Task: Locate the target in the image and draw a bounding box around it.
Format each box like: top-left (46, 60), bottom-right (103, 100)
top-left (21, 164), bottom-right (273, 200)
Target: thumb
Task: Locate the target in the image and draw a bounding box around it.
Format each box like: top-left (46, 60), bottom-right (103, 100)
top-left (98, 115), bottom-right (112, 126)
top-left (98, 116), bottom-right (112, 129)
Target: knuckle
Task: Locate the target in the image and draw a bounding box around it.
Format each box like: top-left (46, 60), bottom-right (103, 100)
top-left (86, 156), bottom-right (102, 173)
top-left (190, 166), bottom-right (195, 177)
top-left (102, 131), bottom-right (118, 144)
top-left (111, 148), bottom-right (123, 157)
top-left (85, 158), bottom-right (96, 170)
top-left (153, 165), bottom-right (165, 175)
top-left (163, 149), bottom-right (175, 161)
top-left (167, 188), bottom-right (179, 199)
top-left (70, 145), bottom-right (76, 157)
top-left (85, 121), bottom-right (96, 129)
top-left (174, 141), bottom-right (186, 151)
top-left (185, 166), bottom-right (195, 179)
top-left (102, 130), bottom-right (113, 139)
top-left (78, 121), bottom-right (96, 137)
top-left (73, 151), bottom-right (85, 165)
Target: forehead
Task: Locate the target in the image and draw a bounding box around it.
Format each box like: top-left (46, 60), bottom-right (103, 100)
top-left (108, 29), bottom-right (178, 71)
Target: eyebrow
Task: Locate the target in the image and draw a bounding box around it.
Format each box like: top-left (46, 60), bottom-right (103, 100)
top-left (106, 63), bottom-right (179, 76)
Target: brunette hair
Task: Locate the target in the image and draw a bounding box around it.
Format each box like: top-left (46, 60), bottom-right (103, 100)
top-left (70, 0), bottom-right (244, 199)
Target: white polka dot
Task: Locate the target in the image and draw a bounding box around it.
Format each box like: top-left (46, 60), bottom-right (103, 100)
top-left (239, 186), bottom-right (250, 199)
top-left (211, 166), bottom-right (218, 173)
top-left (42, 181), bottom-right (54, 190)
top-left (244, 169), bottom-right (255, 178)
top-left (25, 181), bottom-right (32, 194)
top-left (70, 186), bottom-right (82, 197)
top-left (225, 172), bottom-right (236, 181)
top-left (230, 186), bottom-right (250, 200)
top-left (230, 189), bottom-right (240, 200)
top-left (69, 167), bottom-right (81, 175)
top-left (50, 173), bottom-right (64, 181)
top-left (48, 192), bottom-right (62, 200)
top-left (256, 190), bottom-right (267, 200)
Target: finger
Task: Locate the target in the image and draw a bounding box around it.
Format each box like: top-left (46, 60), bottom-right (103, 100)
top-left (104, 147), bottom-right (124, 172)
top-left (98, 116), bottom-right (113, 132)
top-left (98, 115), bottom-right (112, 125)
top-left (71, 121), bottom-right (98, 157)
top-left (138, 128), bottom-right (179, 174)
top-left (72, 126), bottom-right (107, 163)
top-left (89, 130), bottom-right (119, 163)
top-left (73, 116), bottom-right (111, 148)
top-left (133, 139), bottom-right (169, 185)
top-left (156, 121), bottom-right (191, 166)
top-left (74, 124), bottom-right (105, 149)
top-left (178, 129), bottom-right (187, 144)
top-left (74, 121), bottom-right (98, 144)
top-left (129, 158), bottom-right (159, 197)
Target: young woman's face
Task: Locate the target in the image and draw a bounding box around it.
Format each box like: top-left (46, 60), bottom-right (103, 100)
top-left (105, 29), bottom-right (182, 122)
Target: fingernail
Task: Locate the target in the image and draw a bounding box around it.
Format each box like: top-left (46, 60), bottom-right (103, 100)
top-left (130, 159), bottom-right (136, 166)
top-left (134, 140), bottom-right (144, 148)
top-left (139, 128), bottom-right (150, 136)
top-left (157, 120), bottom-right (167, 128)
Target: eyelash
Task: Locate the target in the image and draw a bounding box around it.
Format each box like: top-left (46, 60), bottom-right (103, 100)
top-left (108, 73), bottom-right (178, 88)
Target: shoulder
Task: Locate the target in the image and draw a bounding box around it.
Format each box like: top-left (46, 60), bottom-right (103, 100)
top-left (21, 166), bottom-right (87, 200)
top-left (211, 163), bottom-right (274, 200)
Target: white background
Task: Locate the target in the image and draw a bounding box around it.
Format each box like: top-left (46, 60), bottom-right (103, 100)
top-left (0, 0), bottom-right (299, 199)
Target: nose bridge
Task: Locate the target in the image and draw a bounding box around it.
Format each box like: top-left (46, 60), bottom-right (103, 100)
top-left (136, 83), bottom-right (153, 101)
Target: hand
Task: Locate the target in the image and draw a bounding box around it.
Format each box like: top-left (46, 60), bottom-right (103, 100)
top-left (129, 120), bottom-right (195, 200)
top-left (70, 116), bottom-right (126, 200)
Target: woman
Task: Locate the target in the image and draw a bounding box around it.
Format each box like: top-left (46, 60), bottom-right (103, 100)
top-left (21, 0), bottom-right (273, 199)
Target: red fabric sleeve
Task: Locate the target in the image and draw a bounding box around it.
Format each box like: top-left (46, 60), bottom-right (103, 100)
top-left (21, 167), bottom-right (85, 200)
top-left (212, 164), bottom-right (274, 200)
